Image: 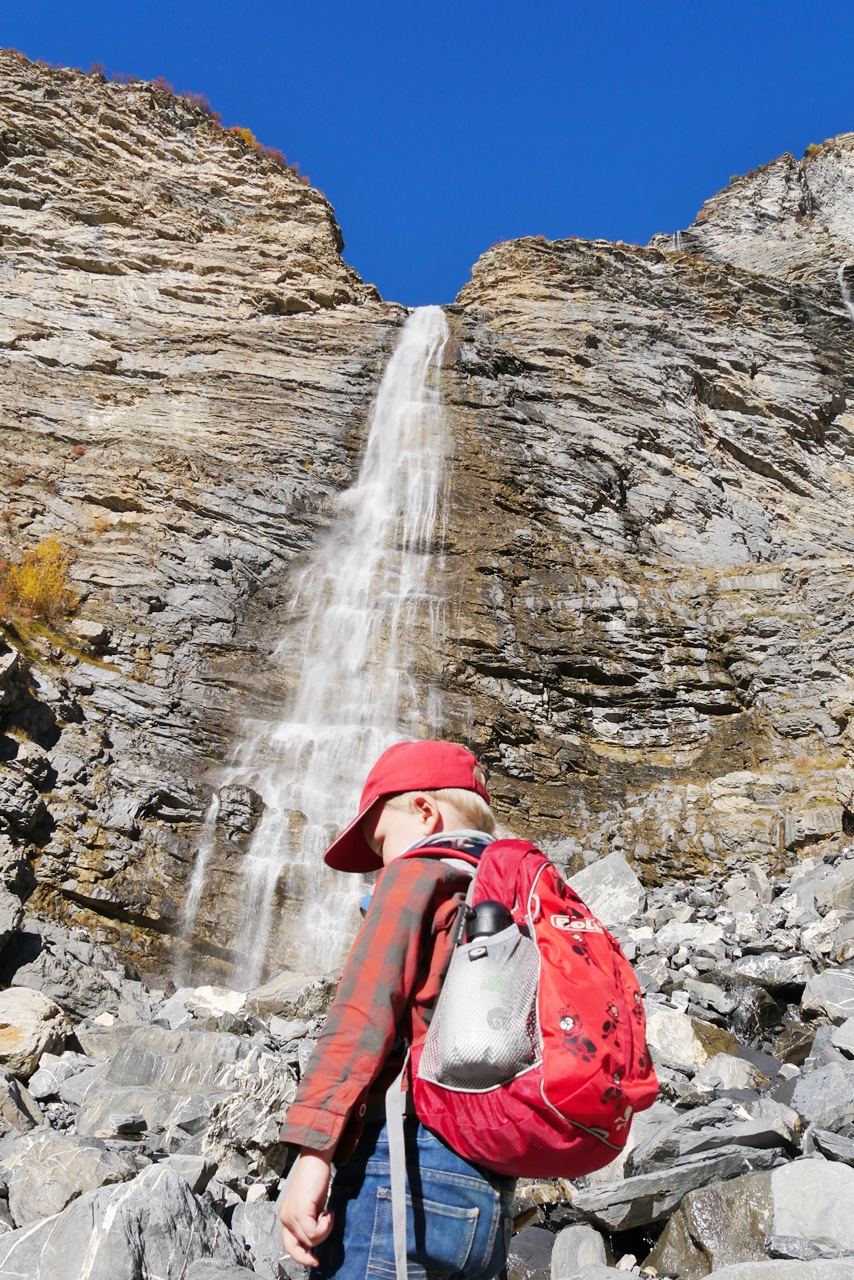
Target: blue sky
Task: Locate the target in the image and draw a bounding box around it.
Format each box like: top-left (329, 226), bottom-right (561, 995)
top-left (4, 1), bottom-right (853, 306)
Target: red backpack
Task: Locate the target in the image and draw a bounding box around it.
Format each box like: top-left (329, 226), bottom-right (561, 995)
top-left (406, 839), bottom-right (659, 1178)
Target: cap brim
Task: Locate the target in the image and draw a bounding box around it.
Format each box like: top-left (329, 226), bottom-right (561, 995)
top-left (323, 798), bottom-right (383, 873)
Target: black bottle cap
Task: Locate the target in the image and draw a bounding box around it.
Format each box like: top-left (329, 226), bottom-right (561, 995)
top-left (466, 900), bottom-right (513, 941)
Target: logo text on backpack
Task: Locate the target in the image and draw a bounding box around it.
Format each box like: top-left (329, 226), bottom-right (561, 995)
top-left (550, 915), bottom-right (604, 933)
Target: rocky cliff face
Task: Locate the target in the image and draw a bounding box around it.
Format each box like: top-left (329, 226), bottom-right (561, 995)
top-left (442, 139), bottom-right (854, 884)
top-left (2, 49), bottom-right (854, 983)
top-left (0, 52), bottom-right (404, 974)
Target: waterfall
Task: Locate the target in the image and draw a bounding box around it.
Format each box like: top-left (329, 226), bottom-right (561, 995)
top-left (185, 306), bottom-right (451, 987)
top-left (839, 264), bottom-right (854, 327)
top-left (183, 795), bottom-right (219, 934)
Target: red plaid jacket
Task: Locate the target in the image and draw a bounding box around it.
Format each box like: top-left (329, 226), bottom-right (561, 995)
top-left (278, 852), bottom-right (471, 1161)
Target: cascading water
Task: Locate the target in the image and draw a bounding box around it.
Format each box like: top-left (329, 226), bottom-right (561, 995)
top-left (839, 264), bottom-right (854, 327)
top-left (184, 305), bottom-right (450, 987)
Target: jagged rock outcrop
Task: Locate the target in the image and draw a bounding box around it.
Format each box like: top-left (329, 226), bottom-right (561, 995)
top-left (656, 134), bottom-right (854, 285)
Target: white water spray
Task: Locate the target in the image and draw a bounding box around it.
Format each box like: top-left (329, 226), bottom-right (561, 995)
top-left (839, 264), bottom-right (854, 327)
top-left (185, 306), bottom-right (451, 986)
top-left (184, 794), bottom-right (219, 927)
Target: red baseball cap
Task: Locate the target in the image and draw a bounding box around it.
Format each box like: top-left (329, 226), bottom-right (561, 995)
top-left (323, 739), bottom-right (490, 873)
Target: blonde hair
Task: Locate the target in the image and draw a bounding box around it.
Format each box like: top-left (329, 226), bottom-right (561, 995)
top-left (384, 783), bottom-right (496, 835)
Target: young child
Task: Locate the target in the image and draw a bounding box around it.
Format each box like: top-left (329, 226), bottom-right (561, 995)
top-left (278, 739), bottom-right (516, 1280)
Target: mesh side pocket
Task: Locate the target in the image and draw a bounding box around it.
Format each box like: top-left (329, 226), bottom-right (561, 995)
top-left (419, 924), bottom-right (541, 1091)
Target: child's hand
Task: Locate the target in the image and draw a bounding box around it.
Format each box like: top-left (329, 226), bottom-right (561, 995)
top-left (279, 1149), bottom-right (334, 1267)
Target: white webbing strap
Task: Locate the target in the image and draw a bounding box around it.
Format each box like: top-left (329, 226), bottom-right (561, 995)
top-left (385, 864), bottom-right (477, 1280)
top-left (385, 1055), bottom-right (410, 1280)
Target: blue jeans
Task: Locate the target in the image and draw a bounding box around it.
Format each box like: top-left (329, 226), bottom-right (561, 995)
top-left (315, 1121), bottom-right (516, 1280)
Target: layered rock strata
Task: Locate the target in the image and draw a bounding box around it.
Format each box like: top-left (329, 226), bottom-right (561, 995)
top-left (0, 52), bottom-right (404, 971)
top-left (2, 50), bottom-right (854, 985)
top-left (442, 137), bottom-right (854, 881)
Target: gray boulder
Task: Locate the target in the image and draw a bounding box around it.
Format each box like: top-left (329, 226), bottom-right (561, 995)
top-left (626, 1100), bottom-right (798, 1177)
top-left (812, 1129), bottom-right (854, 1165)
top-left (0, 1068), bottom-right (44, 1133)
top-left (567, 853), bottom-right (645, 928)
top-left (791, 1062), bottom-right (854, 1129)
top-left (9, 934), bottom-right (142, 1020)
top-left (684, 977), bottom-right (739, 1016)
top-left (647, 1157), bottom-right (854, 1277)
top-left (69, 618), bottom-right (110, 648)
top-left (232, 1199), bottom-right (287, 1278)
top-left (572, 1144), bottom-right (784, 1231)
top-left (770, 1158), bottom-right (854, 1254)
top-left (505, 1225), bottom-right (554, 1280)
top-left (802, 970), bottom-right (854, 1022)
top-left (646, 1170), bottom-right (772, 1278)
top-left (645, 1004), bottom-right (736, 1075)
top-left (705, 1263), bottom-right (854, 1277)
top-left (71, 1024), bottom-right (296, 1183)
top-left (0, 987), bottom-right (69, 1078)
top-left (160, 1153), bottom-right (218, 1194)
top-left (0, 1164), bottom-right (250, 1278)
top-left (804, 1025), bottom-right (846, 1071)
top-left (75, 1024), bottom-right (254, 1138)
top-left (244, 973), bottom-right (335, 1022)
top-left (75, 1021), bottom-right (146, 1061)
top-left (4, 1129), bottom-right (140, 1225)
top-left (57, 1061), bottom-right (107, 1107)
top-left (203, 1047), bottom-right (297, 1184)
top-left (655, 919), bottom-right (725, 958)
top-left (723, 954), bottom-right (815, 990)
top-left (830, 1018), bottom-right (854, 1058)
top-left (551, 1224), bottom-right (609, 1279)
top-left (27, 1049), bottom-right (97, 1100)
top-left (694, 1053), bottom-right (771, 1094)
top-left (814, 863), bottom-right (854, 914)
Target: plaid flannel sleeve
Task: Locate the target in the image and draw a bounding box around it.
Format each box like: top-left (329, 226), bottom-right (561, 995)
top-left (278, 855), bottom-right (445, 1155)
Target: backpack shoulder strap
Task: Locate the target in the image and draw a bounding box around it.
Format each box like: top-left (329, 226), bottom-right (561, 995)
top-left (385, 1053), bottom-right (411, 1280)
top-left (397, 847), bottom-right (480, 872)
top-left (384, 850), bottom-right (480, 1280)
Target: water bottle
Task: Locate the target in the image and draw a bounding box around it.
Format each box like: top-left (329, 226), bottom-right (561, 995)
top-left (465, 900), bottom-right (513, 943)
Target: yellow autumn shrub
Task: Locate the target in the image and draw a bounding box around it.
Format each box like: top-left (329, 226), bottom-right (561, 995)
top-left (228, 126), bottom-right (258, 148)
top-left (0, 537), bottom-right (78, 622)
